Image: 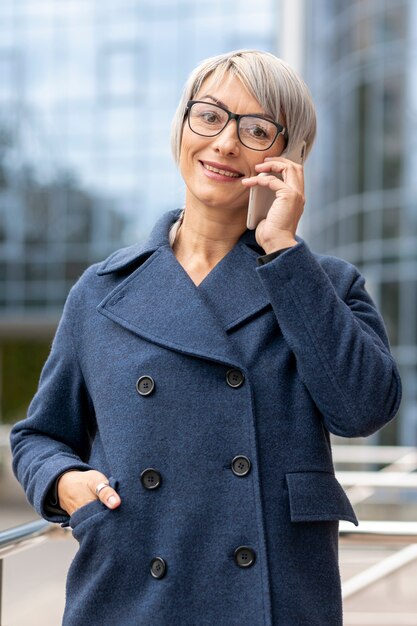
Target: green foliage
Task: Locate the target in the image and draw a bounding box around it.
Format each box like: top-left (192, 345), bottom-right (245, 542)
top-left (1, 340), bottom-right (51, 424)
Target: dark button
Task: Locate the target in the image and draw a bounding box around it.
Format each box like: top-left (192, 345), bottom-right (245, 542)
top-left (136, 375), bottom-right (155, 396)
top-left (226, 369), bottom-right (244, 388)
top-left (234, 546), bottom-right (256, 568)
top-left (231, 455), bottom-right (251, 477)
top-left (140, 468), bottom-right (162, 490)
top-left (150, 557), bottom-right (166, 579)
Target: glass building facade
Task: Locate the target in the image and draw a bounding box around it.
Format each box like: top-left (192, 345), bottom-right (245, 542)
top-left (0, 0), bottom-right (278, 314)
top-left (303, 0), bottom-right (416, 444)
top-left (0, 0), bottom-right (279, 421)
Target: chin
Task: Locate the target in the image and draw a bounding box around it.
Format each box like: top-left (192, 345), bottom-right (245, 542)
top-left (198, 187), bottom-right (249, 210)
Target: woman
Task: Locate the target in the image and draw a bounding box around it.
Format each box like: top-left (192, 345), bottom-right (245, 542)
top-left (11, 50), bottom-right (401, 625)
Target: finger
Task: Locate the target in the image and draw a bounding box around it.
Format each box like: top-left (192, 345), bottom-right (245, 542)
top-left (242, 173), bottom-right (286, 192)
top-left (242, 171), bottom-right (285, 191)
top-left (241, 176), bottom-right (260, 187)
top-left (92, 480), bottom-right (121, 509)
top-left (256, 160), bottom-right (304, 194)
top-left (255, 157), bottom-right (289, 172)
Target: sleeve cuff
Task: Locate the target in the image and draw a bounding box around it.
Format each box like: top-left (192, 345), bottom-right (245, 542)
top-left (44, 467), bottom-right (89, 516)
top-left (256, 247), bottom-right (294, 266)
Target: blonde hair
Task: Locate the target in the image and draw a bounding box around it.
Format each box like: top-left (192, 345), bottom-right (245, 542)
top-left (170, 49), bottom-right (317, 166)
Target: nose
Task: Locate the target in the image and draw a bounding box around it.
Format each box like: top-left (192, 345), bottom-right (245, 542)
top-left (211, 120), bottom-right (240, 156)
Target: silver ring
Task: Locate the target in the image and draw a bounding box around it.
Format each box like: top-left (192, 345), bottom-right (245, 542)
top-left (95, 481), bottom-right (110, 497)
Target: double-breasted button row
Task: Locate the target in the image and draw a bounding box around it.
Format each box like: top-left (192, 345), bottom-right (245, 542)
top-left (141, 458), bottom-right (250, 488)
top-left (137, 371), bottom-right (253, 578)
top-left (137, 370), bottom-right (245, 393)
top-left (149, 547), bottom-right (256, 580)
top-left (143, 463), bottom-right (256, 575)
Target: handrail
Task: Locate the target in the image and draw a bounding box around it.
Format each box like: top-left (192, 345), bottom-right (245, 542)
top-left (342, 543), bottom-right (417, 600)
top-left (339, 520), bottom-right (417, 544)
top-left (336, 471), bottom-right (417, 488)
top-left (335, 445), bottom-right (417, 505)
top-left (333, 445), bottom-right (416, 464)
top-left (0, 519), bottom-right (53, 552)
top-left (0, 519), bottom-right (67, 626)
top-left (340, 522), bottom-right (417, 600)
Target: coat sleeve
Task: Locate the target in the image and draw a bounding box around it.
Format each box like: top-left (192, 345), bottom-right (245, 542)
top-left (256, 240), bottom-right (402, 438)
top-left (10, 281), bottom-right (94, 524)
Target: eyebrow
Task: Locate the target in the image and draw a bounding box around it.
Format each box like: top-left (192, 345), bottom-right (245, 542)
top-left (199, 94), bottom-right (275, 122)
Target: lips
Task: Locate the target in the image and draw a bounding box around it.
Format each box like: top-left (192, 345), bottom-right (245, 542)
top-left (200, 161), bottom-right (244, 178)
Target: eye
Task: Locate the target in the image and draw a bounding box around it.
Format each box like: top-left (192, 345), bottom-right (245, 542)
top-left (194, 106), bottom-right (224, 125)
top-left (249, 124), bottom-right (268, 138)
top-left (239, 117), bottom-right (276, 144)
top-left (200, 110), bottom-right (221, 124)
top-left (190, 102), bottom-right (227, 127)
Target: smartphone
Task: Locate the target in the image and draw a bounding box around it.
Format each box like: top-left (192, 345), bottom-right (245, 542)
top-left (246, 140), bottom-right (307, 230)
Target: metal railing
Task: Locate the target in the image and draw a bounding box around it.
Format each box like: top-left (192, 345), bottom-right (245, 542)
top-left (335, 445), bottom-right (417, 507)
top-left (333, 445), bottom-right (417, 465)
top-left (0, 519), bottom-right (67, 625)
top-left (336, 446), bottom-right (417, 608)
top-left (339, 520), bottom-right (417, 545)
top-left (340, 521), bottom-right (417, 603)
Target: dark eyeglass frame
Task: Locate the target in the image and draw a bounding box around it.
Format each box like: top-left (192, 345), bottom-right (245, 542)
top-left (185, 99), bottom-right (288, 151)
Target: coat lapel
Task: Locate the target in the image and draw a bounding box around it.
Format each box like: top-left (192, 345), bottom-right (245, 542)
top-left (97, 245), bottom-right (240, 366)
top-left (197, 234), bottom-right (271, 332)
top-left (96, 210), bottom-right (271, 365)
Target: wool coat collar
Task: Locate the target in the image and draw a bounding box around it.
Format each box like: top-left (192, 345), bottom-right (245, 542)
top-left (96, 210), bottom-right (271, 367)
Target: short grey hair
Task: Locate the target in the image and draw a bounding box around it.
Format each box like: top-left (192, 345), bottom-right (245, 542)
top-left (170, 49), bottom-right (317, 166)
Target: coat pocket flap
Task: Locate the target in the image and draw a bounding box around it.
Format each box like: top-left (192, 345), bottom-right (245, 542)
top-left (286, 471), bottom-right (358, 526)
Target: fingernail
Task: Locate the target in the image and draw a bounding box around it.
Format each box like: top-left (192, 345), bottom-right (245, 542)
top-left (108, 495), bottom-right (118, 507)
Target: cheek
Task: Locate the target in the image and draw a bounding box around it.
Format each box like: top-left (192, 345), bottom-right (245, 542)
top-left (179, 129), bottom-right (199, 170)
top-left (247, 157), bottom-right (265, 177)
top-left (247, 142), bottom-right (283, 172)
top-left (245, 143), bottom-right (284, 176)
top-left (179, 138), bottom-right (192, 177)
top-left (268, 137), bottom-right (286, 158)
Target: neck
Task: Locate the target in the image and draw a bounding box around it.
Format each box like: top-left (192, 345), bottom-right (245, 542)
top-left (173, 205), bottom-right (247, 265)
top-left (171, 203), bottom-right (248, 286)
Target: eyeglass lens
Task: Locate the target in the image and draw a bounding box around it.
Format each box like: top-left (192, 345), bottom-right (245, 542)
top-left (188, 102), bottom-right (278, 150)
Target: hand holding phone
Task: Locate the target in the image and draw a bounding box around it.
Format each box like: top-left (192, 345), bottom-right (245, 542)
top-left (246, 140), bottom-right (306, 230)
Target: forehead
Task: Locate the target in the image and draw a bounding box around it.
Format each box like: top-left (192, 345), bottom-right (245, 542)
top-left (194, 71), bottom-right (265, 115)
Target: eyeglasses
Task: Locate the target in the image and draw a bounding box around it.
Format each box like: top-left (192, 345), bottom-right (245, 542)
top-left (186, 100), bottom-right (288, 151)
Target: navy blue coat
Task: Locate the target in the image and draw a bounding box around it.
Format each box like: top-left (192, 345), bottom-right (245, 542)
top-left (11, 209), bottom-right (401, 626)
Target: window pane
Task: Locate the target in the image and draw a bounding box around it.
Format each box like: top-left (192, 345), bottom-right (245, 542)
top-left (380, 281), bottom-right (399, 345)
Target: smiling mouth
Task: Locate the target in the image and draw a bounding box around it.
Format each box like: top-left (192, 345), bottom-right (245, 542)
top-left (200, 161), bottom-right (243, 178)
